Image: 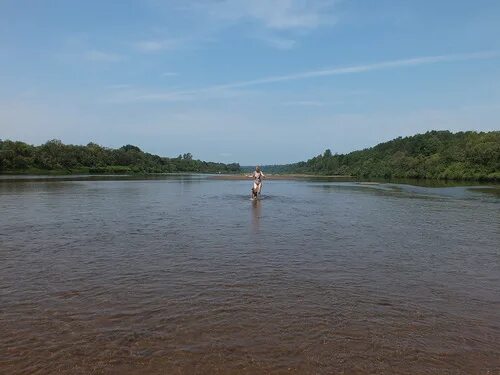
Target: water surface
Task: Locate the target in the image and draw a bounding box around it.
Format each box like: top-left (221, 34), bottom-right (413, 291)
top-left (1, 176), bottom-right (499, 374)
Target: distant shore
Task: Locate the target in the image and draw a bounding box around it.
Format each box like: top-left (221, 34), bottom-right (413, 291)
top-left (0, 171), bottom-right (353, 181)
top-left (2, 171), bottom-right (499, 185)
top-left (2, 131), bottom-right (498, 181)
top-left (208, 174), bottom-right (352, 180)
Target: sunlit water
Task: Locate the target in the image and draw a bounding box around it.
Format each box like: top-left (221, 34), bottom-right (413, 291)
top-left (1, 175), bottom-right (499, 374)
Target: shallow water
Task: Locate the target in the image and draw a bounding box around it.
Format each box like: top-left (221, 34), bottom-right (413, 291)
top-left (1, 176), bottom-right (499, 374)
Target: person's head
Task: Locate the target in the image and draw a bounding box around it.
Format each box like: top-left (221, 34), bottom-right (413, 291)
top-left (255, 165), bottom-right (261, 172)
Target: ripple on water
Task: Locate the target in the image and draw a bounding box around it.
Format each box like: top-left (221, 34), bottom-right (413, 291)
top-left (0, 178), bottom-right (499, 374)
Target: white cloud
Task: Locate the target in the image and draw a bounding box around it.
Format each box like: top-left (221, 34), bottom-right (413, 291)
top-left (84, 50), bottom-right (124, 62)
top-left (201, 0), bottom-right (339, 30)
top-left (148, 1), bottom-right (339, 50)
top-left (134, 39), bottom-right (181, 52)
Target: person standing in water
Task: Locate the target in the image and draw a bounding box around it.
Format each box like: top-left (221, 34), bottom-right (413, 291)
top-left (248, 166), bottom-right (265, 199)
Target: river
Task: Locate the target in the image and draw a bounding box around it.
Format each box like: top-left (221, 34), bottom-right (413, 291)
top-left (1, 175), bottom-right (499, 374)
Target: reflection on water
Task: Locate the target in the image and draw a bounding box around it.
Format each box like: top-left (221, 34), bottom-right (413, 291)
top-left (251, 199), bottom-right (262, 233)
top-left (0, 176), bottom-right (499, 374)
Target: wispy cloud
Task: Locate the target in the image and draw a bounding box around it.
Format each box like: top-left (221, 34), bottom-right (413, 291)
top-left (261, 35), bottom-right (297, 50)
top-left (108, 86), bottom-right (247, 103)
top-left (199, 0), bottom-right (339, 30)
top-left (84, 50), bottom-right (124, 62)
top-left (209, 51), bottom-right (500, 90)
top-left (283, 100), bottom-right (325, 107)
top-left (110, 51), bottom-right (499, 103)
top-left (106, 84), bottom-right (132, 89)
top-left (134, 39), bottom-right (182, 52)
top-left (149, 1), bottom-right (339, 50)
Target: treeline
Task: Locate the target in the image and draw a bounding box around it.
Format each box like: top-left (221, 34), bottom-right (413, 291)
top-left (2, 131), bottom-right (498, 180)
top-left (0, 139), bottom-right (241, 174)
top-left (296, 130), bottom-right (500, 180)
top-left (263, 131), bottom-right (500, 181)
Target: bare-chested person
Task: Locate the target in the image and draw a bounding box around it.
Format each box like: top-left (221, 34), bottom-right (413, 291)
top-left (248, 166), bottom-right (265, 199)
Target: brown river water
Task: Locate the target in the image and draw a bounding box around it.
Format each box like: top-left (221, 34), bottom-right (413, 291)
top-left (1, 175), bottom-right (499, 374)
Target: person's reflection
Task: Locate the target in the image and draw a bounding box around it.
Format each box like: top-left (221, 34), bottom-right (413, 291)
top-left (251, 199), bottom-right (261, 233)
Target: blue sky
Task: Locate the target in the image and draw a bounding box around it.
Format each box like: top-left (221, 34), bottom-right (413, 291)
top-left (1, 0), bottom-right (499, 164)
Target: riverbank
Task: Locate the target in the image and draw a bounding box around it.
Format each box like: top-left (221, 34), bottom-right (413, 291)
top-left (0, 167), bottom-right (131, 175)
top-left (208, 174), bottom-right (352, 181)
top-left (2, 171), bottom-right (499, 187)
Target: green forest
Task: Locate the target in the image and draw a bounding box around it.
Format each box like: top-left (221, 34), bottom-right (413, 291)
top-left (254, 131), bottom-right (500, 181)
top-left (2, 131), bottom-right (499, 180)
top-left (0, 139), bottom-right (240, 174)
